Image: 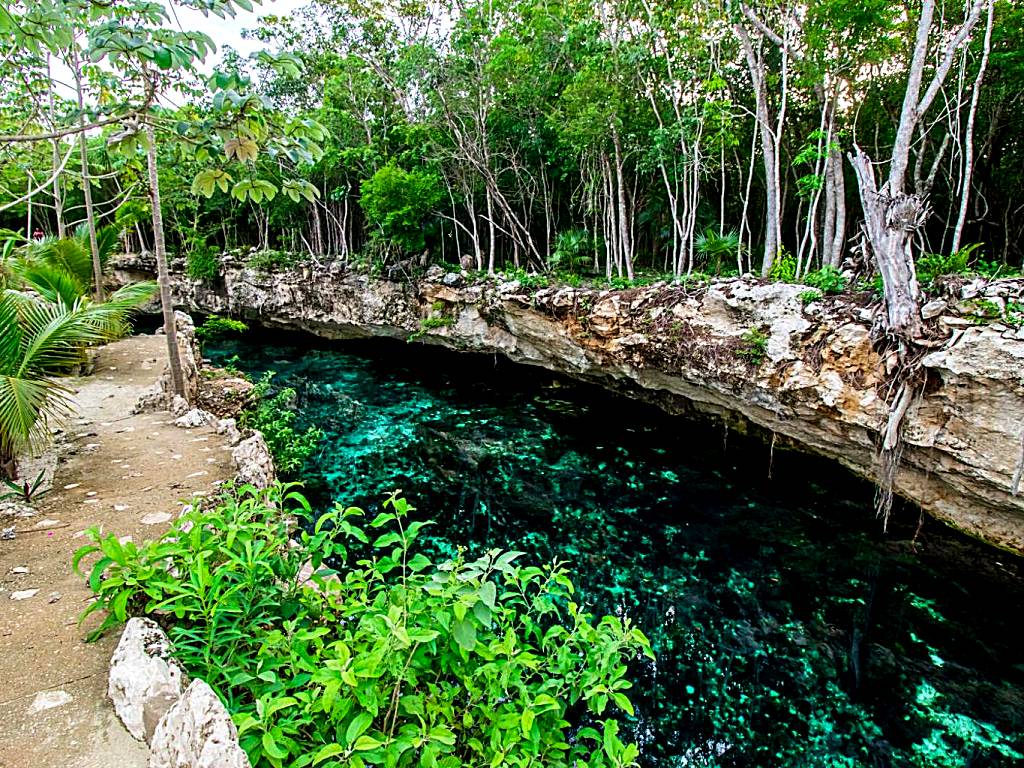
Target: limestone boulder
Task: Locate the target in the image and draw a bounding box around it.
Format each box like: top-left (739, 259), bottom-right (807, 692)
top-left (108, 617), bottom-right (186, 743)
top-left (232, 432), bottom-right (276, 488)
top-left (149, 680), bottom-right (250, 768)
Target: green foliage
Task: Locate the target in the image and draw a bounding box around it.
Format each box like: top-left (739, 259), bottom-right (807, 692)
top-left (1, 468), bottom-right (49, 502)
top-left (769, 252), bottom-right (797, 283)
top-left (247, 249), bottom-right (304, 273)
top-left (74, 483), bottom-right (651, 768)
top-left (0, 286), bottom-right (152, 475)
top-left (360, 163), bottom-right (445, 253)
top-left (499, 267), bottom-right (549, 290)
top-left (803, 265), bottom-right (847, 294)
top-left (548, 229), bottom-right (593, 274)
top-left (800, 289), bottom-right (823, 305)
top-left (735, 327), bottom-right (769, 365)
top-left (239, 372), bottom-right (323, 476)
top-left (917, 244), bottom-right (982, 283)
top-left (196, 315), bottom-right (248, 344)
top-left (694, 229), bottom-right (740, 275)
top-left (186, 248), bottom-right (221, 280)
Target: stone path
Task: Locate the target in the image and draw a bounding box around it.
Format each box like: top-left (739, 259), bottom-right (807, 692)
top-left (0, 335), bottom-right (236, 768)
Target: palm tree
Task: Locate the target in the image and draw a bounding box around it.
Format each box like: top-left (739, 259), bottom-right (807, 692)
top-left (0, 285), bottom-right (154, 479)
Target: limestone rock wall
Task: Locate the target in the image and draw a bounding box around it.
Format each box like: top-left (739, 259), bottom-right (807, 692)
top-left (113, 256), bottom-right (1024, 554)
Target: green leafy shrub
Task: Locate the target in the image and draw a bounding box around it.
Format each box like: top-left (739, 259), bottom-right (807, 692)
top-left (195, 315), bottom-right (248, 343)
top-left (735, 328), bottom-right (769, 365)
top-left (248, 249), bottom-right (304, 273)
top-left (799, 289), bottom-right (823, 305)
top-left (769, 252), bottom-right (796, 282)
top-left (239, 372), bottom-right (323, 476)
top-left (499, 266), bottom-right (549, 290)
top-left (802, 265), bottom-right (846, 294)
top-left (186, 248), bottom-right (220, 280)
top-left (74, 484), bottom-right (651, 768)
top-left (917, 243), bottom-right (981, 283)
top-left (359, 163), bottom-right (445, 253)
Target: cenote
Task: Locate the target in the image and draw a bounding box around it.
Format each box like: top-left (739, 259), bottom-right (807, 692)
top-left (207, 330), bottom-right (1024, 767)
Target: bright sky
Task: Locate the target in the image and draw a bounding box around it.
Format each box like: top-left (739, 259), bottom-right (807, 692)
top-left (169, 0), bottom-right (310, 69)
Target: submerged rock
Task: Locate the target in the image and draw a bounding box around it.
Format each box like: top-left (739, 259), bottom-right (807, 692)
top-left (149, 680), bottom-right (250, 768)
top-left (108, 617), bottom-right (186, 743)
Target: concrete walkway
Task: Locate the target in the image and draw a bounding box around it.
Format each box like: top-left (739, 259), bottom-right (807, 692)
top-left (0, 335), bottom-right (235, 768)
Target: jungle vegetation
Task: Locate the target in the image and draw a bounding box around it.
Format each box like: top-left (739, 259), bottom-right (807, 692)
top-left (3, 0), bottom-right (1021, 344)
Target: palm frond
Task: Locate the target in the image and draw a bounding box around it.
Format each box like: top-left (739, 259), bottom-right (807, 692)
top-left (10, 261), bottom-right (88, 306)
top-left (79, 281), bottom-right (158, 337)
top-left (0, 374), bottom-right (73, 460)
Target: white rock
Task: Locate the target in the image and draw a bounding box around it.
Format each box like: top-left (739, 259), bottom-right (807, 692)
top-left (174, 409), bottom-right (216, 429)
top-left (921, 298), bottom-right (947, 320)
top-left (232, 432), bottom-right (276, 489)
top-left (141, 511), bottom-right (173, 526)
top-left (28, 690), bottom-right (73, 713)
top-left (10, 589), bottom-right (39, 600)
top-left (216, 418), bottom-right (241, 446)
top-left (108, 617), bottom-right (186, 743)
top-left (170, 395), bottom-right (191, 417)
top-left (149, 679), bottom-right (251, 768)
top-left (11, 566), bottom-right (28, 574)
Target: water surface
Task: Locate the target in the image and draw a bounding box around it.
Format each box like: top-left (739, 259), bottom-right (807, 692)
top-left (208, 332), bottom-right (1024, 767)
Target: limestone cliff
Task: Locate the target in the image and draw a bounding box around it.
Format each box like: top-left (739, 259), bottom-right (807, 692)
top-left (113, 255), bottom-right (1024, 554)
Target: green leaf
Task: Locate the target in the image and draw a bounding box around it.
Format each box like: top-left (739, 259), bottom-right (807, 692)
top-left (346, 712), bottom-right (373, 745)
top-left (352, 735), bottom-right (382, 751)
top-left (453, 618), bottom-right (476, 652)
top-left (312, 744), bottom-right (345, 765)
top-left (262, 732), bottom-right (289, 760)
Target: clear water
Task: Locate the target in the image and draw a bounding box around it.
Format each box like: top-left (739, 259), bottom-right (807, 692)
top-left (208, 333), bottom-right (1024, 767)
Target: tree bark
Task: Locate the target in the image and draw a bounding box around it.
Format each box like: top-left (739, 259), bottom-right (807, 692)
top-left (145, 123), bottom-right (185, 398)
top-left (72, 48), bottom-right (103, 302)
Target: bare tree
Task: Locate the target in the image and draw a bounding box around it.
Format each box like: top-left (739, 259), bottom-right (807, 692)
top-left (850, 0), bottom-right (985, 337)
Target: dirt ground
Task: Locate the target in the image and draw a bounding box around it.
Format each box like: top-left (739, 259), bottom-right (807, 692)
top-left (0, 335), bottom-right (236, 768)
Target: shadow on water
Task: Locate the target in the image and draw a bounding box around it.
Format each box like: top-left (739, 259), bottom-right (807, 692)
top-left (208, 327), bottom-right (1024, 767)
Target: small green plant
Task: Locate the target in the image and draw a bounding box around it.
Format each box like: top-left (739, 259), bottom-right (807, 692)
top-left (418, 315), bottom-right (454, 331)
top-left (803, 265), bottom-right (846, 294)
top-left (917, 243), bottom-right (982, 284)
top-left (500, 266), bottom-right (549, 290)
top-left (736, 327), bottom-right (769, 365)
top-left (962, 298), bottom-right (1003, 323)
top-left (769, 251), bottom-right (796, 282)
top-left (695, 228), bottom-right (740, 275)
top-left (548, 229), bottom-right (592, 275)
top-left (1, 469), bottom-right (49, 503)
top-left (185, 248), bottom-right (220, 280)
top-left (74, 483), bottom-right (651, 768)
top-left (239, 372), bottom-right (323, 476)
top-left (247, 249), bottom-right (304, 273)
top-left (800, 289), bottom-right (823, 305)
top-left (195, 315), bottom-right (248, 344)
top-left (1006, 301), bottom-right (1024, 328)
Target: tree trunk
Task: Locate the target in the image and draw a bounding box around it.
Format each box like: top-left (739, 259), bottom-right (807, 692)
top-left (145, 123), bottom-right (185, 398)
top-left (850, 148), bottom-right (924, 337)
top-left (951, 0), bottom-right (995, 254)
top-left (72, 48), bottom-right (103, 302)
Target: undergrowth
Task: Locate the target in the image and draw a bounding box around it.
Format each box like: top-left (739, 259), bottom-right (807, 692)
top-left (74, 483), bottom-right (652, 768)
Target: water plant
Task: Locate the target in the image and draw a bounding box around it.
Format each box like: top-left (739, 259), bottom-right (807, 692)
top-left (75, 483), bottom-right (652, 768)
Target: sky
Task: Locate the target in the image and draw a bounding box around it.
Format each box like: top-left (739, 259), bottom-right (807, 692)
top-left (169, 0), bottom-right (310, 69)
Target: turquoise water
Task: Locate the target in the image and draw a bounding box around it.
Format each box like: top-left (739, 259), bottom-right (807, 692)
top-left (208, 333), bottom-right (1024, 767)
